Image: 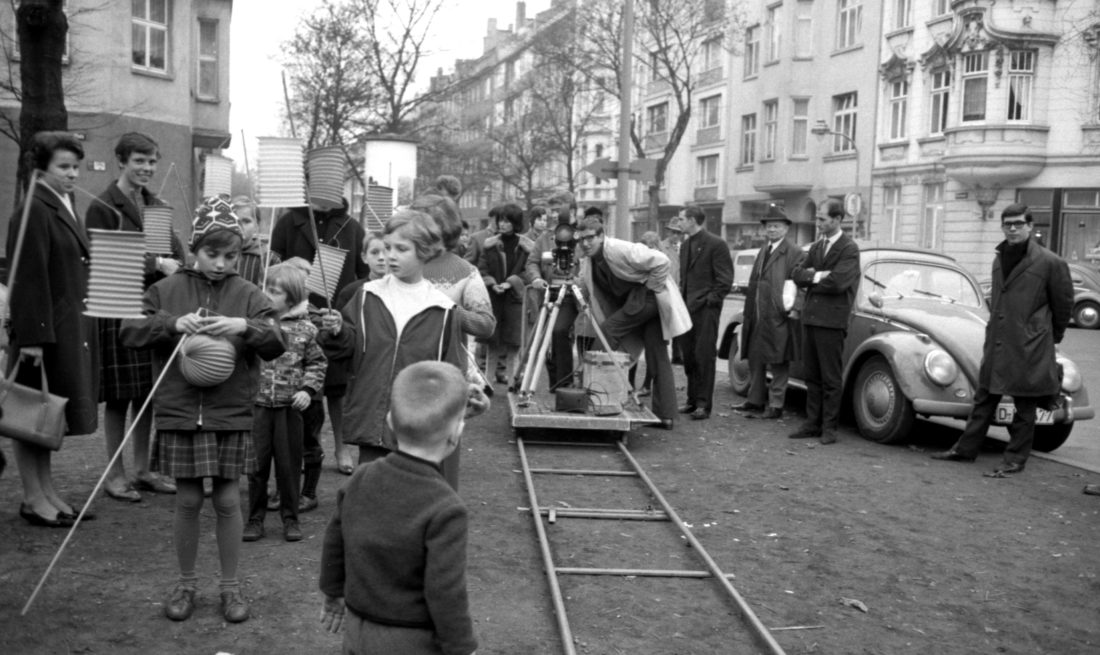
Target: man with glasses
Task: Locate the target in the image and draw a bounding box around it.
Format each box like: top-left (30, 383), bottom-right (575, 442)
top-left (789, 198), bottom-right (861, 444)
top-left (932, 204), bottom-right (1073, 477)
top-left (575, 217), bottom-right (692, 429)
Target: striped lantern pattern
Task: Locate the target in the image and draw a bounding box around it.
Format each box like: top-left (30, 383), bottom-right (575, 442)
top-left (256, 137), bottom-right (305, 208)
top-left (143, 205), bottom-right (175, 255)
top-left (85, 229), bottom-right (146, 319)
top-left (362, 184), bottom-right (395, 232)
top-left (306, 243), bottom-right (348, 302)
top-left (203, 154), bottom-right (234, 199)
top-left (307, 146), bottom-right (346, 211)
top-left (178, 334), bottom-right (238, 387)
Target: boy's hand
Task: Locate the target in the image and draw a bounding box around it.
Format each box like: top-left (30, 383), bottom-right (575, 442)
top-left (198, 316), bottom-right (247, 336)
top-left (291, 390), bottom-right (311, 411)
top-left (465, 383), bottom-right (490, 418)
top-left (175, 312), bottom-right (205, 335)
top-left (320, 309), bottom-right (342, 335)
top-left (320, 595), bottom-right (345, 633)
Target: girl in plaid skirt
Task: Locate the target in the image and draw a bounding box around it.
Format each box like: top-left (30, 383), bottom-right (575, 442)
top-left (120, 198), bottom-right (285, 624)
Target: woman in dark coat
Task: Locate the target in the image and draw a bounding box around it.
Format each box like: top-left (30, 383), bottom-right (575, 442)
top-left (6, 131), bottom-right (100, 527)
top-left (478, 203), bottom-right (530, 387)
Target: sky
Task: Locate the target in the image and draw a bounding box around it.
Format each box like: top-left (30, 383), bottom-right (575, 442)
top-left (227, 0), bottom-right (551, 167)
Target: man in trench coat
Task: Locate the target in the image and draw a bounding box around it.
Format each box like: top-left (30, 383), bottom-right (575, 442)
top-left (932, 204), bottom-right (1073, 477)
top-left (733, 204), bottom-right (805, 419)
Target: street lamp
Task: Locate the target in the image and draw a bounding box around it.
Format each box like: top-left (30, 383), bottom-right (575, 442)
top-left (810, 119), bottom-right (864, 238)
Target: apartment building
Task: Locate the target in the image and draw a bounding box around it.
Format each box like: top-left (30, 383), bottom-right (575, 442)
top-left (0, 0), bottom-right (233, 244)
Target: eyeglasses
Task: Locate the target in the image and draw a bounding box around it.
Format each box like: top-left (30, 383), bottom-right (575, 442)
top-left (1002, 220), bottom-right (1029, 230)
top-left (578, 234), bottom-right (599, 243)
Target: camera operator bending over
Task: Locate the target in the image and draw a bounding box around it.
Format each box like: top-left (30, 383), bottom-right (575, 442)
top-left (575, 217), bottom-right (692, 429)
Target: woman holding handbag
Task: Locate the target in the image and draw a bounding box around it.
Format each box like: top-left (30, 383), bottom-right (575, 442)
top-left (5, 132), bottom-right (100, 527)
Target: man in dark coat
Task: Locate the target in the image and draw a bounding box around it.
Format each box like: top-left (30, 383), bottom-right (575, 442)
top-left (734, 204), bottom-right (804, 420)
top-left (676, 206), bottom-right (733, 420)
top-left (932, 204), bottom-right (1073, 477)
top-left (789, 198), bottom-right (860, 444)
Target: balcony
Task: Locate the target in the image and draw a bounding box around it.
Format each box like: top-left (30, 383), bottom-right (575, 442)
top-left (694, 186), bottom-right (719, 202)
top-left (644, 131), bottom-right (669, 152)
top-left (941, 123), bottom-right (1049, 186)
top-left (695, 67), bottom-right (724, 88)
top-left (695, 125), bottom-right (722, 146)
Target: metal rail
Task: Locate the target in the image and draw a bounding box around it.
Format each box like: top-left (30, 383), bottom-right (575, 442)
top-left (517, 435), bottom-right (787, 655)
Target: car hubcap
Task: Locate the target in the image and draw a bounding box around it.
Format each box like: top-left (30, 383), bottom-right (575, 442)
top-left (863, 372), bottom-right (895, 426)
top-left (1080, 305), bottom-right (1099, 327)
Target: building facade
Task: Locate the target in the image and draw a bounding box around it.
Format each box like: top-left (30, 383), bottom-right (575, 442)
top-left (0, 0), bottom-right (233, 245)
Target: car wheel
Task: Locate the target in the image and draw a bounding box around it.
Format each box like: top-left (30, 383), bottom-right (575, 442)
top-left (1032, 423), bottom-right (1072, 452)
top-left (726, 324), bottom-right (751, 396)
top-left (1073, 301), bottom-right (1100, 330)
top-left (852, 356), bottom-right (915, 444)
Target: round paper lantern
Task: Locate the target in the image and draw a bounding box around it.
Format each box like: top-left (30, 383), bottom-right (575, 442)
top-left (307, 146), bottom-right (346, 211)
top-left (178, 334), bottom-right (237, 387)
top-left (204, 154), bottom-right (234, 198)
top-left (257, 137), bottom-right (305, 208)
top-left (85, 229), bottom-right (146, 319)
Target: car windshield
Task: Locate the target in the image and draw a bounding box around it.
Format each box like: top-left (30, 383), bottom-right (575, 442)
top-left (862, 260), bottom-right (983, 308)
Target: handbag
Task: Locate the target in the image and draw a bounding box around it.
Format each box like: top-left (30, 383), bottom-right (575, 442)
top-left (0, 354), bottom-right (69, 450)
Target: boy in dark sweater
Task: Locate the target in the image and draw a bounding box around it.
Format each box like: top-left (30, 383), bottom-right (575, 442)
top-left (319, 361), bottom-right (478, 655)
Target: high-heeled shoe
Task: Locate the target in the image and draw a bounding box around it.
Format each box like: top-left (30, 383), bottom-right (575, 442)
top-left (19, 503), bottom-right (72, 528)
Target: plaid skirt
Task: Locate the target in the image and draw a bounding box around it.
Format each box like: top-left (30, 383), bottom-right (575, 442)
top-left (98, 318), bottom-right (154, 402)
top-left (152, 430), bottom-right (255, 479)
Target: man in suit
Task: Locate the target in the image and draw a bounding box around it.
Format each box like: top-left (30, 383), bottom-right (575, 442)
top-left (931, 204), bottom-right (1073, 477)
top-left (676, 206), bottom-right (733, 420)
top-left (733, 204), bottom-right (805, 420)
top-left (789, 198), bottom-right (860, 444)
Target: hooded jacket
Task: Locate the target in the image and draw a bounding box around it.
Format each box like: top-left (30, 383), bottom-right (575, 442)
top-left (120, 268), bottom-right (286, 431)
top-left (254, 300), bottom-right (327, 407)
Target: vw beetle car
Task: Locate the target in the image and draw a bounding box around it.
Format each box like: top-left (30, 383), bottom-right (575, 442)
top-left (718, 243), bottom-right (1093, 452)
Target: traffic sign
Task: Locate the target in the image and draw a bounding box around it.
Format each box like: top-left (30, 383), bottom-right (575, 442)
top-left (581, 157), bottom-right (658, 184)
top-left (845, 192), bottom-right (862, 218)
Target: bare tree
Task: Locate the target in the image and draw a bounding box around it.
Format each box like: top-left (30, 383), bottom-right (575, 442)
top-left (12, 0), bottom-right (67, 200)
top-left (488, 100), bottom-right (565, 208)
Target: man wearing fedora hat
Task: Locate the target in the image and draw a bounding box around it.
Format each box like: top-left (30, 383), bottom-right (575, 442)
top-left (733, 204), bottom-right (805, 420)
top-left (660, 217), bottom-right (684, 285)
top-left (676, 206), bottom-right (733, 420)
top-left (789, 198), bottom-right (860, 444)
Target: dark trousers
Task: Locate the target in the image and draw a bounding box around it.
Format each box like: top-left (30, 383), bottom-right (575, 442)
top-left (248, 406), bottom-right (303, 523)
top-left (802, 325), bottom-right (846, 432)
top-left (952, 389), bottom-right (1039, 465)
top-left (602, 291), bottom-right (676, 421)
top-left (677, 305), bottom-right (720, 411)
top-left (302, 399), bottom-right (325, 469)
top-left (547, 294), bottom-right (579, 390)
top-left (748, 360), bottom-right (790, 409)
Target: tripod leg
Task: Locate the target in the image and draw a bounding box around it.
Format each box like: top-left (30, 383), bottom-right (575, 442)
top-left (526, 298), bottom-right (563, 395)
top-left (520, 288), bottom-right (553, 394)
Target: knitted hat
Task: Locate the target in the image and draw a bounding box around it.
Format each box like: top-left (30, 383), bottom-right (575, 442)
top-left (189, 195), bottom-right (243, 249)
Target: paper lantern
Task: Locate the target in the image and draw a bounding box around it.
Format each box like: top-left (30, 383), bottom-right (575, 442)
top-left (178, 334), bottom-right (237, 387)
top-left (307, 146), bottom-right (346, 211)
top-left (85, 229), bottom-right (146, 319)
top-left (203, 154), bottom-right (234, 198)
top-left (362, 184), bottom-right (394, 232)
top-left (256, 137), bottom-right (305, 208)
top-left (143, 205), bottom-right (175, 255)
top-left (306, 243), bottom-right (348, 302)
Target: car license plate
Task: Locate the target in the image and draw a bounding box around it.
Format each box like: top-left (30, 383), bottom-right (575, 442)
top-left (995, 404), bottom-right (1054, 425)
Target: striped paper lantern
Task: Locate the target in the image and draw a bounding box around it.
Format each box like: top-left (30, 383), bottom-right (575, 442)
top-left (307, 146), bottom-right (346, 211)
top-left (306, 243), bottom-right (348, 302)
top-left (85, 229), bottom-right (146, 319)
top-left (203, 154), bottom-right (234, 198)
top-left (362, 184), bottom-right (394, 232)
top-left (178, 334), bottom-right (237, 387)
top-left (143, 205), bottom-right (175, 255)
top-left (256, 137), bottom-right (305, 208)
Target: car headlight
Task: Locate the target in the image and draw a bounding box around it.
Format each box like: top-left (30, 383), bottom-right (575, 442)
top-left (1059, 357), bottom-right (1083, 393)
top-left (924, 349), bottom-right (959, 387)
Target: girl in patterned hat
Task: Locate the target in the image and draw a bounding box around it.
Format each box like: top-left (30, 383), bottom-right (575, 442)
top-left (120, 196), bottom-right (286, 624)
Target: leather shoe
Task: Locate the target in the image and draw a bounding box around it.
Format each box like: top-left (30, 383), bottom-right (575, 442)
top-left (242, 520), bottom-right (264, 542)
top-left (677, 404), bottom-right (697, 414)
top-left (690, 408), bottom-right (710, 420)
top-left (19, 503), bottom-right (71, 528)
top-left (819, 431), bottom-right (838, 445)
top-left (134, 473), bottom-right (177, 494)
top-left (299, 494), bottom-right (319, 513)
top-left (1083, 484), bottom-right (1100, 496)
top-left (220, 589), bottom-right (250, 623)
top-left (983, 462), bottom-right (1025, 478)
top-left (654, 418), bottom-right (674, 430)
top-left (56, 507), bottom-right (95, 522)
top-left (284, 519), bottom-right (303, 542)
top-left (930, 450), bottom-right (976, 462)
top-left (731, 401), bottom-right (764, 413)
top-left (757, 407), bottom-right (783, 420)
top-left (788, 426), bottom-right (820, 439)
top-left (164, 585), bottom-right (196, 621)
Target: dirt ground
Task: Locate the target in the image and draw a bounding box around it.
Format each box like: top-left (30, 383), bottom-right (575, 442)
top-left (1, 370), bottom-right (1099, 654)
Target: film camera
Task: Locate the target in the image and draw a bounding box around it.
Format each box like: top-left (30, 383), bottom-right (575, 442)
top-left (546, 221), bottom-right (577, 287)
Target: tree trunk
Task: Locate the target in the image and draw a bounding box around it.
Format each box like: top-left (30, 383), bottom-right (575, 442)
top-left (16, 0), bottom-right (68, 203)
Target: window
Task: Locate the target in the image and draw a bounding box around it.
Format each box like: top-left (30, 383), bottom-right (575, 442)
top-left (1007, 51), bottom-right (1035, 121)
top-left (836, 0), bottom-right (862, 50)
top-left (793, 1), bottom-right (813, 58)
top-left (650, 51), bottom-right (662, 82)
top-left (762, 100), bottom-right (778, 160)
top-left (133, 0), bottom-right (169, 72)
top-left (696, 155), bottom-right (719, 187)
top-left (702, 38), bottom-right (723, 72)
top-left (197, 19), bottom-right (218, 99)
top-left (699, 95), bottom-right (721, 128)
top-left (921, 182), bottom-right (944, 249)
top-left (961, 52), bottom-right (988, 122)
top-left (740, 114), bottom-right (757, 166)
top-left (646, 103), bottom-right (668, 134)
top-left (503, 97), bottom-right (515, 121)
top-left (831, 92), bottom-right (857, 153)
top-left (744, 26), bottom-right (760, 77)
top-left (505, 60), bottom-right (516, 86)
top-left (929, 70), bottom-right (950, 135)
top-left (791, 97), bottom-right (809, 156)
top-left (884, 186), bottom-right (902, 242)
top-left (933, 0), bottom-right (950, 17)
top-left (893, 0), bottom-right (912, 30)
top-left (887, 79), bottom-right (908, 140)
top-left (595, 143), bottom-right (604, 159)
top-left (765, 5), bottom-right (781, 63)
